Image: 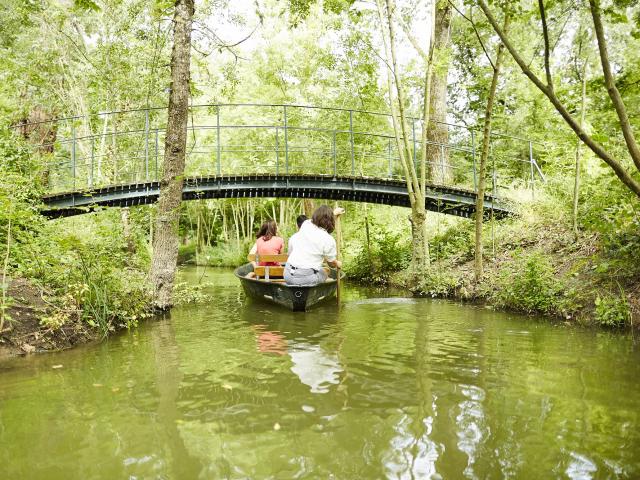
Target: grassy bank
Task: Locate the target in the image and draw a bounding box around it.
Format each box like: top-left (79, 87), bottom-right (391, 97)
top-left (346, 180), bottom-right (640, 329)
top-left (0, 132), bottom-right (153, 356)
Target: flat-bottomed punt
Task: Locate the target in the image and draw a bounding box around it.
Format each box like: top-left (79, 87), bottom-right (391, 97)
top-left (235, 254), bottom-right (340, 311)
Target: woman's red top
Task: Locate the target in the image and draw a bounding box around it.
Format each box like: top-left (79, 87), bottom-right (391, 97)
top-left (256, 236), bottom-right (284, 265)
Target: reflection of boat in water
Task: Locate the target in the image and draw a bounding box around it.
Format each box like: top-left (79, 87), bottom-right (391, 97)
top-left (234, 262), bottom-right (341, 312)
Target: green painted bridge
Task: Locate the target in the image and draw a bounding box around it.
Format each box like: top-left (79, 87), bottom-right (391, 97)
top-left (19, 103), bottom-right (543, 218)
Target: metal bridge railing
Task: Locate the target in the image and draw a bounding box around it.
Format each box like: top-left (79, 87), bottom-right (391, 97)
top-left (14, 103), bottom-right (545, 200)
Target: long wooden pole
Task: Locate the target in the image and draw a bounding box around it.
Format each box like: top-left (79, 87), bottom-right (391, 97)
top-left (334, 205), bottom-right (343, 306)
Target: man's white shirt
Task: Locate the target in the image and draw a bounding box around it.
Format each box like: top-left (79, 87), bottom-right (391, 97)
top-left (286, 220), bottom-right (336, 269)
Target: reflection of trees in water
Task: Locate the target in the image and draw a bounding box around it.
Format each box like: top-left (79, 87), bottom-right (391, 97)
top-left (151, 285), bottom-right (640, 478)
top-left (150, 316), bottom-right (203, 478)
top-left (381, 302), bottom-right (495, 479)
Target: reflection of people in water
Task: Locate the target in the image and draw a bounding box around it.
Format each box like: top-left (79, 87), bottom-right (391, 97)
top-left (251, 325), bottom-right (342, 394)
top-left (252, 325), bottom-right (287, 355)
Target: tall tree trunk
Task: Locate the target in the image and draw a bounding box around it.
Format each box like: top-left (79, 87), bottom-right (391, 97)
top-left (427, 2), bottom-right (452, 184)
top-left (474, 15), bottom-right (510, 283)
top-left (377, 0), bottom-right (431, 276)
top-left (149, 0), bottom-right (194, 310)
top-left (409, 209), bottom-right (429, 274)
top-left (279, 199), bottom-right (285, 230)
top-left (573, 61), bottom-right (588, 241)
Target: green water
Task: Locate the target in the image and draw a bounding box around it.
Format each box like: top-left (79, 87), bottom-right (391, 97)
top-left (1, 268), bottom-right (639, 479)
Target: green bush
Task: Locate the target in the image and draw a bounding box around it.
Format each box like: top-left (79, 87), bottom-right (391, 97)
top-left (178, 242), bottom-right (197, 264)
top-left (493, 251), bottom-right (562, 314)
top-left (414, 268), bottom-right (460, 297)
top-left (39, 236), bottom-right (152, 336)
top-left (346, 228), bottom-right (410, 284)
top-left (198, 241), bottom-right (251, 267)
top-left (594, 294), bottom-right (631, 328)
top-left (0, 129), bottom-right (153, 337)
top-left (429, 222), bottom-right (474, 262)
top-left (580, 175), bottom-right (640, 279)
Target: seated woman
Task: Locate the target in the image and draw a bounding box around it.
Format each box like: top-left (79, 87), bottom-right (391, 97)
top-left (284, 205), bottom-right (342, 286)
top-left (250, 219), bottom-right (284, 266)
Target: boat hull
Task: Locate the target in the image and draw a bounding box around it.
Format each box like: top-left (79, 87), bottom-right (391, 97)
top-left (234, 263), bottom-right (339, 311)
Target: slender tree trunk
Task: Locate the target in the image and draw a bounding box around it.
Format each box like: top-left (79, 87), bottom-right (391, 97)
top-left (1, 214), bottom-right (12, 333)
top-left (279, 199), bottom-right (285, 230)
top-left (427, 2), bottom-right (452, 184)
top-left (303, 199), bottom-right (315, 217)
top-left (573, 62), bottom-right (588, 240)
top-left (196, 212), bottom-right (201, 264)
top-left (222, 202), bottom-right (228, 241)
top-left (364, 204), bottom-right (371, 262)
top-left (149, 207), bottom-right (154, 250)
top-left (98, 114), bottom-right (109, 182)
top-left (377, 0), bottom-right (431, 276)
top-left (474, 15), bottom-right (510, 283)
top-left (409, 209), bottom-right (429, 274)
top-left (149, 0), bottom-right (194, 310)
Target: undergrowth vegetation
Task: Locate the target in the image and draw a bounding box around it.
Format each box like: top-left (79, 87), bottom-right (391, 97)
top-left (346, 224), bottom-right (411, 284)
top-left (390, 175), bottom-right (640, 329)
top-left (0, 130), bottom-right (152, 340)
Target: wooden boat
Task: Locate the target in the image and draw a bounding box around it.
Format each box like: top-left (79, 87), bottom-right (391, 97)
top-left (235, 254), bottom-right (341, 311)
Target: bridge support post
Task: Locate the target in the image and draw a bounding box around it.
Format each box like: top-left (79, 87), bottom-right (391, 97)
top-left (71, 122), bottom-right (76, 192)
top-left (275, 127), bottom-right (280, 175)
top-left (349, 110), bottom-right (354, 176)
top-left (90, 136), bottom-right (94, 188)
top-left (529, 140), bottom-right (535, 200)
top-left (216, 106), bottom-right (221, 176)
top-left (154, 129), bottom-right (159, 181)
top-left (144, 109), bottom-right (150, 181)
top-left (387, 138), bottom-right (392, 178)
top-left (332, 130), bottom-right (337, 178)
top-left (284, 106), bottom-right (289, 176)
top-left (471, 130), bottom-right (477, 191)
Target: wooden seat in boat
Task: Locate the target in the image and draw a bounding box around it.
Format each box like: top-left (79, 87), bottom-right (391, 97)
top-left (248, 254), bottom-right (289, 280)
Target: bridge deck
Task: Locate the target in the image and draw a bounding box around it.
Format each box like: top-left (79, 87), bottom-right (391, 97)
top-left (41, 174), bottom-right (513, 219)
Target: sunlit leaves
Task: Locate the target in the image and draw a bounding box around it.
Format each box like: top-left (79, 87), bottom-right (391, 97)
top-left (74, 0), bottom-right (100, 12)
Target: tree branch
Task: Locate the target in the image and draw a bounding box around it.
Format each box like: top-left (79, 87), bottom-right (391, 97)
top-left (538, 0), bottom-right (554, 91)
top-left (448, 1), bottom-right (495, 70)
top-left (477, 0), bottom-right (640, 197)
top-left (397, 14), bottom-right (428, 60)
top-left (589, 0), bottom-right (640, 172)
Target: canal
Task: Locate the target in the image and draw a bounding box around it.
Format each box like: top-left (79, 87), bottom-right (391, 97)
top-left (1, 267), bottom-right (639, 478)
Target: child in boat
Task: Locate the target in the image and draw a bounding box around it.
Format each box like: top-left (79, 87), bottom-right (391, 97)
top-left (284, 205), bottom-right (342, 286)
top-left (249, 219), bottom-right (284, 266)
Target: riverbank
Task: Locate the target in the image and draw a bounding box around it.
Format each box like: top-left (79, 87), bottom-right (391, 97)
top-left (0, 273), bottom-right (210, 357)
top-left (390, 195), bottom-right (640, 329)
top-left (0, 278), bottom-right (98, 357)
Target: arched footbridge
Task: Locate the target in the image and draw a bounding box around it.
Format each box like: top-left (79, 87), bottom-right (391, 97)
top-left (19, 103), bottom-right (544, 219)
top-left (41, 174), bottom-right (512, 219)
